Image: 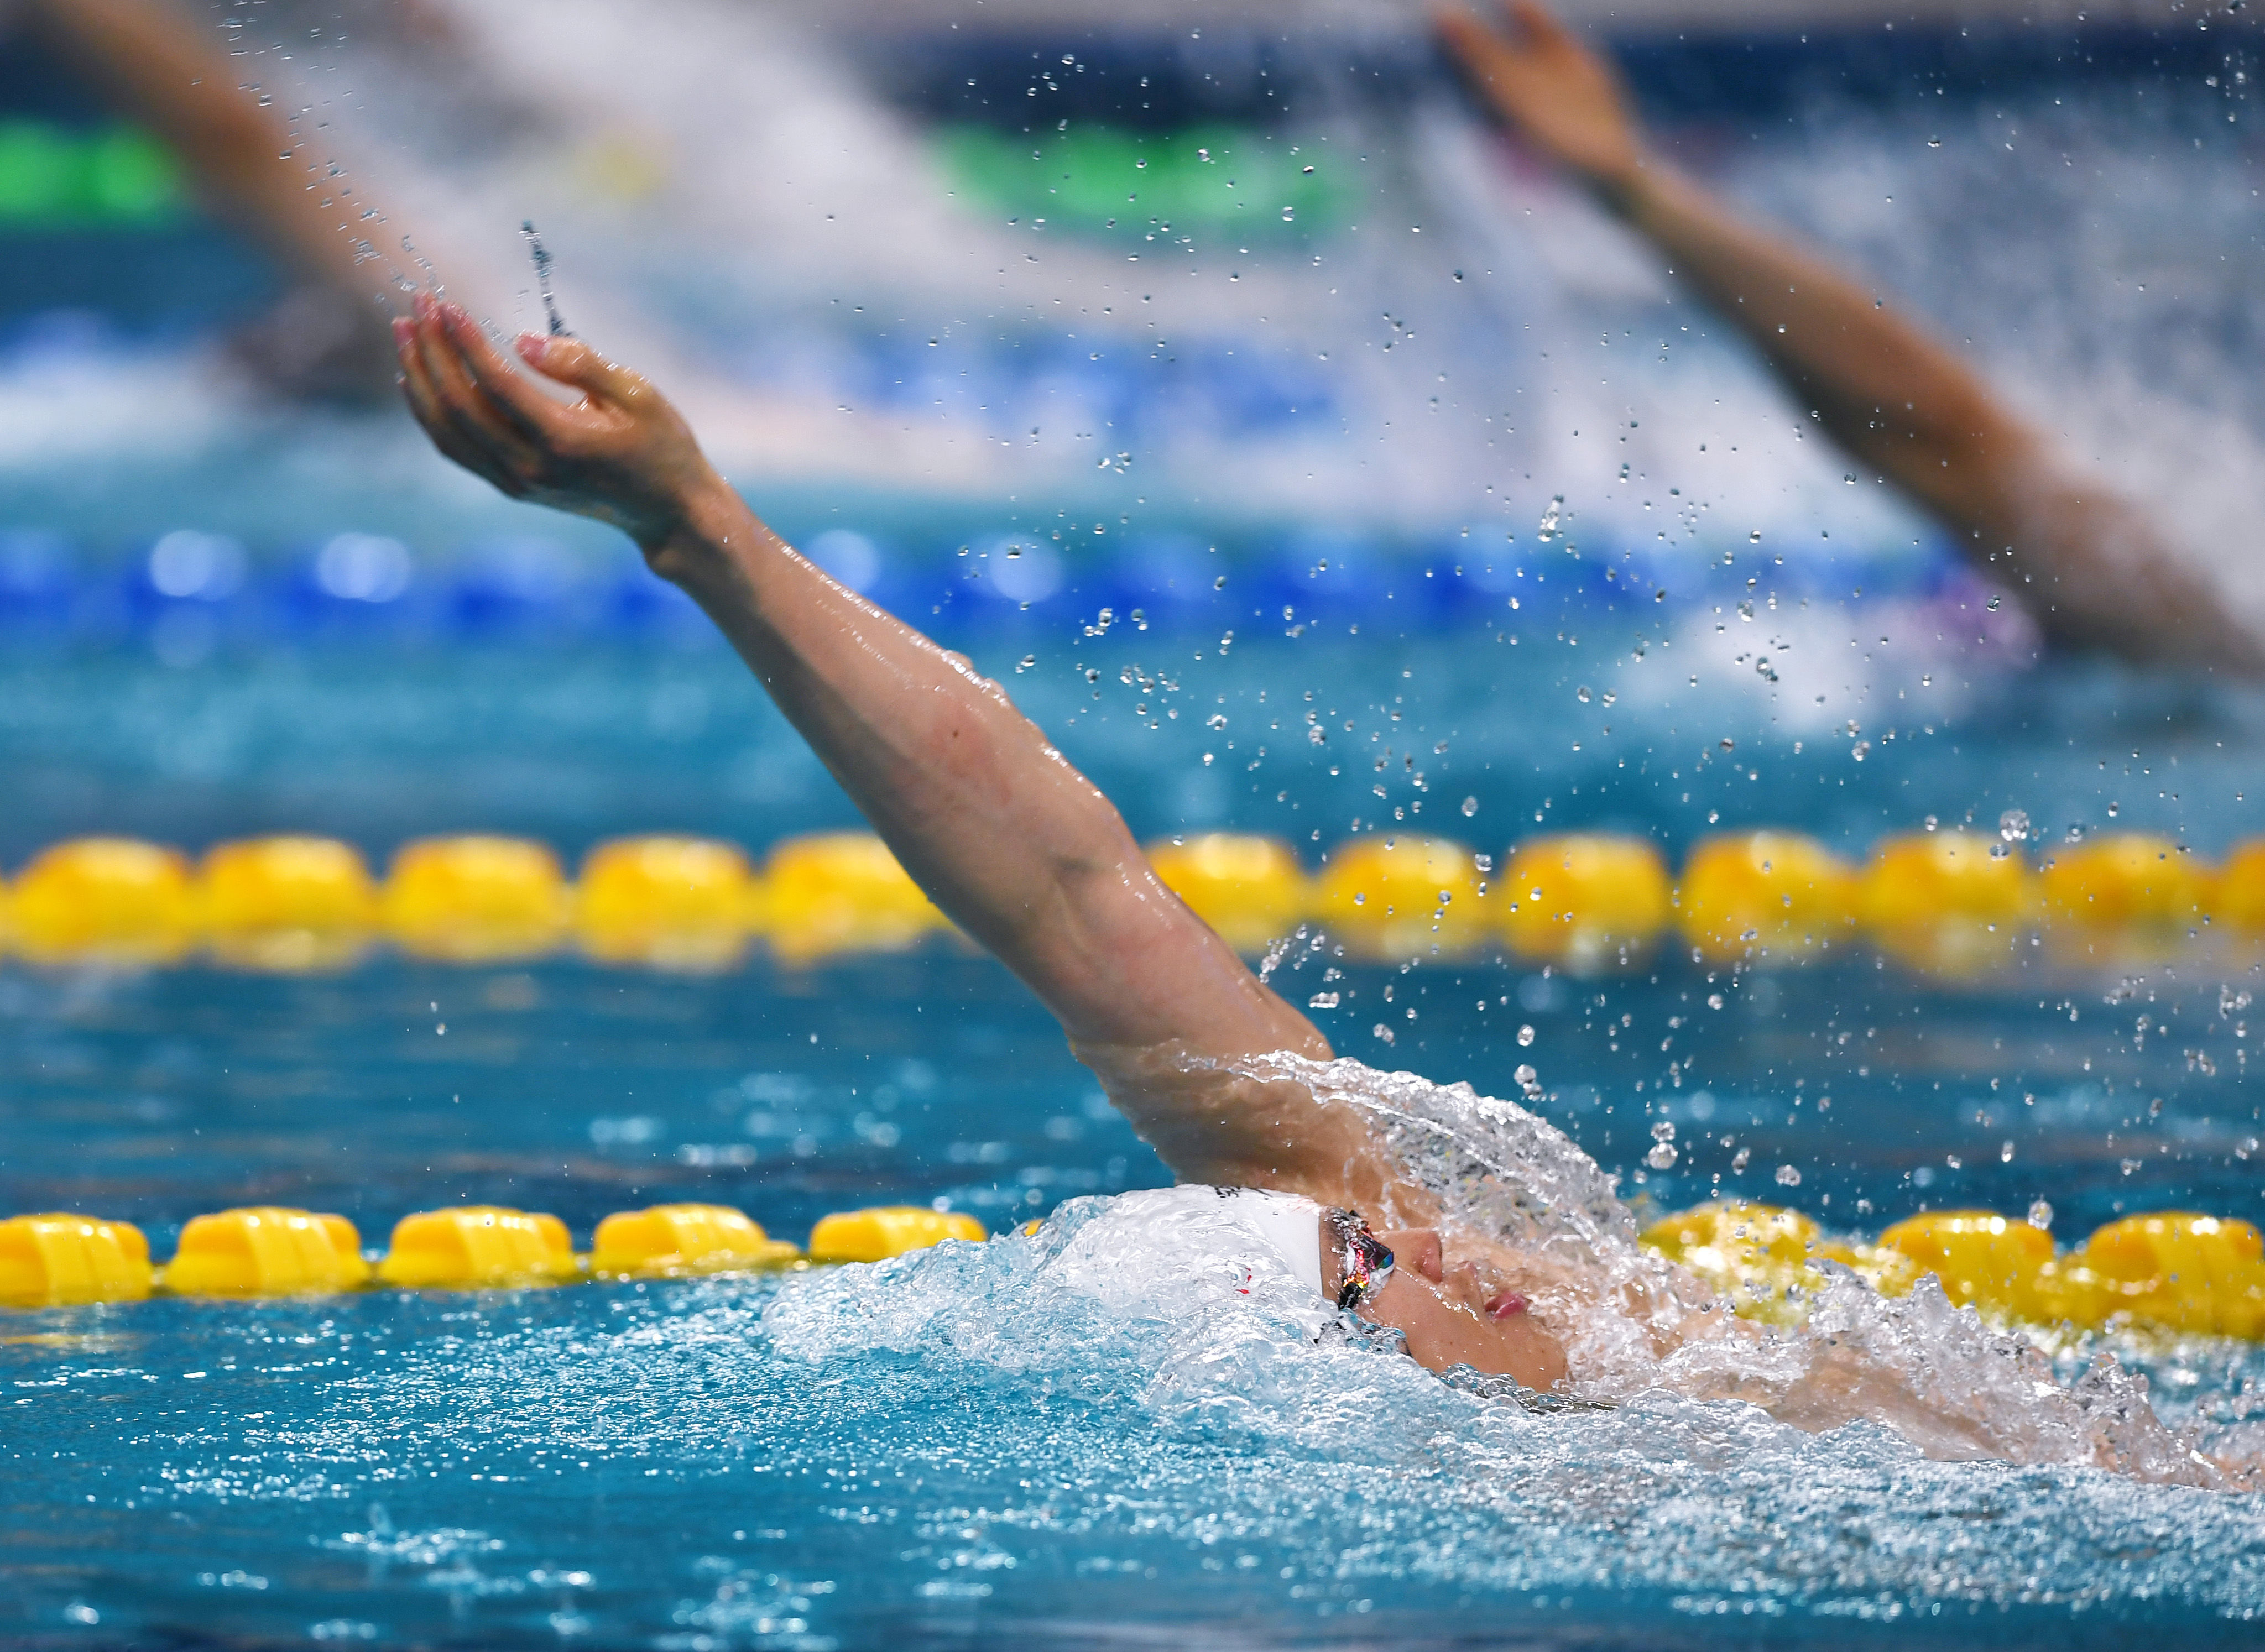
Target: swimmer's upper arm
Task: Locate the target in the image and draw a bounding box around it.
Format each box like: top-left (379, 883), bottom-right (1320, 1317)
top-left (958, 804), bottom-right (1354, 1194)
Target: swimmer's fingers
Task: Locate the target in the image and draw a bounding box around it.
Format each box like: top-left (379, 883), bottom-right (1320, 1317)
top-left (515, 334), bottom-right (648, 409)
top-left (1432, 6), bottom-right (1499, 67)
top-left (396, 315), bottom-right (512, 490)
top-left (399, 307), bottom-right (533, 495)
top-left (436, 304), bottom-right (575, 447)
top-left (413, 300), bottom-right (545, 484)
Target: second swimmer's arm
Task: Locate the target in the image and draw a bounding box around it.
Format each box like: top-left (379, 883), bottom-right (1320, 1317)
top-left (393, 297), bottom-right (1341, 1189)
top-left (1438, 1), bottom-right (2263, 675)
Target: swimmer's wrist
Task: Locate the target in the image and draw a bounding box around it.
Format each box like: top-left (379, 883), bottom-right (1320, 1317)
top-left (638, 468), bottom-right (762, 585)
top-left (1588, 151), bottom-right (1659, 219)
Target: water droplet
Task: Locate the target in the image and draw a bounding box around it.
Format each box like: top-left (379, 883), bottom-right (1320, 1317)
top-left (1999, 808), bottom-right (2031, 843)
top-left (1651, 1120), bottom-right (1676, 1142)
top-left (1986, 594), bottom-right (2002, 611)
top-left (1646, 1142), bottom-right (1679, 1170)
top-left (1577, 686), bottom-right (1593, 703)
top-left (1460, 796), bottom-right (1479, 817)
top-left (2028, 1199), bottom-right (2053, 1230)
top-left (1774, 1164), bottom-right (1802, 1187)
top-left (1517, 1024), bottom-right (1535, 1047)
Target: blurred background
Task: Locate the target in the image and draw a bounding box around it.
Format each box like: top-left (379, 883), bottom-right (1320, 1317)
top-left (3, 0), bottom-right (2259, 666)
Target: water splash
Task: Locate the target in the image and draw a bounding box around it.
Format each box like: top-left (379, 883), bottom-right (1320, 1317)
top-left (519, 220), bottom-right (570, 338)
top-left (1213, 1051), bottom-right (2242, 1485)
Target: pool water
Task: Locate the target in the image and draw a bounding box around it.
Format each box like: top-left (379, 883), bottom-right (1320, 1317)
top-left (8, 4), bottom-right (2265, 1640)
top-left (4, 625), bottom-right (2265, 1648)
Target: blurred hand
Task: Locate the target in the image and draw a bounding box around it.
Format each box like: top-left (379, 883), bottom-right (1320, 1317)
top-left (394, 294), bottom-right (719, 551)
top-left (1436, 0), bottom-right (1645, 191)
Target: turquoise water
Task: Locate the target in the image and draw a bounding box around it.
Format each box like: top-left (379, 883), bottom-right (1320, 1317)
top-left (4, 629), bottom-right (2265, 1648)
top-left (7, 6), bottom-right (2265, 1640)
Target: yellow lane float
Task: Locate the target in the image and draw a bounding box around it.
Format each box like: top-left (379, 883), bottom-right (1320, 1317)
top-left (1860, 831), bottom-right (2036, 975)
top-left (1874, 1209), bottom-right (2052, 1322)
top-left (8, 838), bottom-right (198, 965)
top-left (383, 836), bottom-right (570, 961)
top-left (1497, 834), bottom-right (1672, 971)
top-left (1315, 835), bottom-right (1485, 959)
top-left (590, 1203), bottom-right (801, 1278)
top-left (374, 1206), bottom-right (580, 1289)
top-left (0, 1214), bottom-right (154, 1308)
top-left (1638, 1200), bottom-right (1907, 1325)
top-left (761, 832), bottom-right (950, 962)
top-left (2047, 1213), bottom-right (2265, 1339)
top-left (2038, 834), bottom-right (2208, 933)
top-left (200, 837), bottom-right (380, 972)
top-left (1676, 832), bottom-right (1859, 966)
top-left (577, 836), bottom-right (754, 970)
top-left (162, 1207), bottom-right (370, 1296)
top-left (1146, 833), bottom-right (1308, 952)
top-left (807, 1206), bottom-right (987, 1264)
top-left (1642, 1204), bottom-right (2265, 1340)
top-left (2217, 837), bottom-right (2265, 932)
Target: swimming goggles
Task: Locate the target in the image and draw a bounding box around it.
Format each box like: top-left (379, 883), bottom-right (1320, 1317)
top-left (1326, 1209), bottom-right (1395, 1313)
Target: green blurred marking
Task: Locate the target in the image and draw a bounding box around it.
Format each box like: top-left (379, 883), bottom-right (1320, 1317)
top-left (0, 122), bottom-right (185, 227)
top-left (936, 124), bottom-right (1345, 240)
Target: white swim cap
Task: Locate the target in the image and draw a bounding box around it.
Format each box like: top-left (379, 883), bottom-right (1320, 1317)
top-left (1041, 1185), bottom-right (1327, 1318)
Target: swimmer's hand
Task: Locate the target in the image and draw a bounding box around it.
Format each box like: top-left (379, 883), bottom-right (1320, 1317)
top-left (394, 292), bottom-right (720, 552)
top-left (1435, 0), bottom-right (1643, 194)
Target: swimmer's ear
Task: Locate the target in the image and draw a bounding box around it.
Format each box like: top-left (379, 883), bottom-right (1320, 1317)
top-left (515, 333), bottom-right (645, 405)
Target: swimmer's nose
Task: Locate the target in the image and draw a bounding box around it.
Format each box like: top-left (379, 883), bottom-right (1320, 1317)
top-left (1380, 1227), bottom-right (1444, 1283)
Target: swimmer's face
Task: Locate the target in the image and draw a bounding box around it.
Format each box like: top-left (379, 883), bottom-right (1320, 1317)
top-left (1336, 1225), bottom-right (1568, 1393)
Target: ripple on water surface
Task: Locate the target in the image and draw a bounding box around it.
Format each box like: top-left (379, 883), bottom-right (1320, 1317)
top-left (7, 1174), bottom-right (2265, 1649)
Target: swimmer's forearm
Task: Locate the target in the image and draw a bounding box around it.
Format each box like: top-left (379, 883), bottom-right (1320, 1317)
top-left (640, 475), bottom-right (1311, 1057)
top-left (397, 302), bottom-right (1337, 1160)
top-left (1596, 160), bottom-right (2263, 672)
top-left (29, 0), bottom-right (388, 305)
top-left (1598, 158), bottom-right (2032, 521)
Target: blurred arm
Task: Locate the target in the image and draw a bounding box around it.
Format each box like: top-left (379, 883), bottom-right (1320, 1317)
top-left (24, 0), bottom-right (404, 389)
top-left (1437, 0), bottom-right (2264, 673)
top-left (394, 298), bottom-right (1346, 1192)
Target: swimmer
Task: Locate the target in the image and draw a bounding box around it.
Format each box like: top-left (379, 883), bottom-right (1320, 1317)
top-left (392, 297), bottom-right (2248, 1484)
top-left (1437, 1), bottom-right (2265, 677)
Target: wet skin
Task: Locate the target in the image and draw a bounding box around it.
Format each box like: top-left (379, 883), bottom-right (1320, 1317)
top-left (1333, 1224), bottom-right (1569, 1392)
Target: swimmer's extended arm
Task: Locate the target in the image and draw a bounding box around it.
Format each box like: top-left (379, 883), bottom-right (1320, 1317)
top-left (1437, 0), bottom-right (2263, 675)
top-left (394, 298), bottom-right (1354, 1192)
top-left (24, 0), bottom-right (403, 391)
